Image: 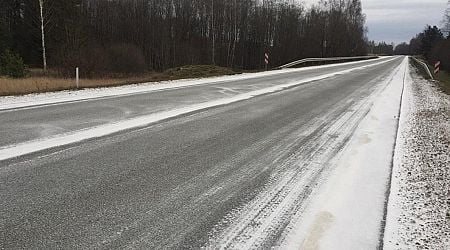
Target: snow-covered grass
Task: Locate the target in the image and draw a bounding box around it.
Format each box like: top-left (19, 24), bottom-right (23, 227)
top-left (0, 57), bottom-right (396, 161)
top-left (0, 57), bottom-right (392, 111)
top-left (383, 61), bottom-right (450, 249)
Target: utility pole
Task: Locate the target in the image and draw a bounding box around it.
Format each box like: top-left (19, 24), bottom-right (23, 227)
top-left (39, 0), bottom-right (47, 72)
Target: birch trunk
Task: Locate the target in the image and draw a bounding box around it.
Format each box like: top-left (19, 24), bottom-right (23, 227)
top-left (211, 0), bottom-right (215, 65)
top-left (230, 0), bottom-right (238, 67)
top-left (39, 0), bottom-right (47, 72)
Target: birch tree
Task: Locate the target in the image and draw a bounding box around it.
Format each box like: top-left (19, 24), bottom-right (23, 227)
top-left (3, 0), bottom-right (369, 74)
top-left (211, 0), bottom-right (215, 65)
top-left (38, 0), bottom-right (47, 72)
top-left (442, 1), bottom-right (450, 37)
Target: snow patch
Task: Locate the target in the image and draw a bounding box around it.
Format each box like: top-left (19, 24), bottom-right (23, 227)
top-left (280, 57), bottom-right (408, 249)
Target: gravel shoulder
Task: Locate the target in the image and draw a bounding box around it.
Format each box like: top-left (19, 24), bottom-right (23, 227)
top-left (384, 60), bottom-right (450, 249)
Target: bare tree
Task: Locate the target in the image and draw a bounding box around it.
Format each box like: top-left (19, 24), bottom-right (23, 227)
top-left (211, 0), bottom-right (216, 65)
top-left (442, 1), bottom-right (450, 37)
top-left (3, 0), bottom-right (369, 74)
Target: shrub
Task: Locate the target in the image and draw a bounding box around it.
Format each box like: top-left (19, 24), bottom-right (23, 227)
top-left (54, 43), bottom-right (147, 77)
top-left (107, 44), bottom-right (147, 74)
top-left (430, 39), bottom-right (450, 72)
top-left (56, 45), bottom-right (111, 77)
top-left (0, 49), bottom-right (25, 78)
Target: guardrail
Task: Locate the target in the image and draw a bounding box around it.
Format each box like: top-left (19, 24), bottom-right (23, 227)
top-left (410, 57), bottom-right (434, 80)
top-left (277, 56), bottom-right (379, 69)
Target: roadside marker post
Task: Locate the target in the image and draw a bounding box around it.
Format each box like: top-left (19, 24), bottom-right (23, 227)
top-left (76, 67), bottom-right (79, 89)
top-left (264, 52), bottom-right (269, 71)
top-left (434, 61), bottom-right (440, 75)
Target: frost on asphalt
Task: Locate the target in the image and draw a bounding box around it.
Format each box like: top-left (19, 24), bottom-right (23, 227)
top-left (384, 63), bottom-right (450, 249)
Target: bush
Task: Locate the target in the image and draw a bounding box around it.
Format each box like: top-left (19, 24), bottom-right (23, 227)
top-left (0, 49), bottom-right (25, 78)
top-left (57, 45), bottom-right (111, 77)
top-left (430, 39), bottom-right (450, 72)
top-left (107, 44), bottom-right (147, 74)
top-left (56, 43), bottom-right (147, 77)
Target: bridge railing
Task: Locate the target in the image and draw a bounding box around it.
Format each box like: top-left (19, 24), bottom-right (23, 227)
top-left (276, 56), bottom-right (379, 69)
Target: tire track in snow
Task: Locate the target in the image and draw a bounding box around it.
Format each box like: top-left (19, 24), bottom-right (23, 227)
top-left (203, 65), bottom-right (402, 249)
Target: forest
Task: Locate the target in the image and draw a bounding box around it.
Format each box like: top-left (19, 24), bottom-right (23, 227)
top-left (394, 25), bottom-right (450, 72)
top-left (393, 1), bottom-right (450, 72)
top-left (0, 0), bottom-right (368, 77)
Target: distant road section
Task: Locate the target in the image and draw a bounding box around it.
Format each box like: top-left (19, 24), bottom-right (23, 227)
top-left (1, 57), bottom-right (406, 249)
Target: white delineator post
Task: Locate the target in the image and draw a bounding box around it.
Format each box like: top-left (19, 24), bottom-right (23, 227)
top-left (265, 52), bottom-right (269, 70)
top-left (434, 61), bottom-right (441, 75)
top-left (76, 67), bottom-right (79, 89)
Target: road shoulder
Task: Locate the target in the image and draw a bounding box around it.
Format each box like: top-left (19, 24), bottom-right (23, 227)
top-left (279, 57), bottom-right (408, 249)
top-left (383, 60), bottom-right (450, 249)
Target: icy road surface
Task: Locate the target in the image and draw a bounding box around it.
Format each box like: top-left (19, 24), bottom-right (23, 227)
top-left (1, 57), bottom-right (409, 249)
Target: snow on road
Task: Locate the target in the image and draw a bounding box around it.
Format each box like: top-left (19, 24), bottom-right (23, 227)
top-left (4, 56), bottom-right (444, 249)
top-left (383, 62), bottom-right (450, 249)
top-left (205, 57), bottom-right (408, 249)
top-left (279, 57), bottom-right (407, 249)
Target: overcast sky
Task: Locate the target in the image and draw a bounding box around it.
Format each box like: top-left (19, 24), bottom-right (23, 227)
top-left (302, 0), bottom-right (448, 44)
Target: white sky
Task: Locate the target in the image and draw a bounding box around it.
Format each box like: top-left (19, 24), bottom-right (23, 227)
top-left (301, 0), bottom-right (448, 44)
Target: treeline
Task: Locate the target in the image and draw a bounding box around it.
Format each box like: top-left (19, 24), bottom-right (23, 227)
top-left (393, 2), bottom-right (450, 72)
top-left (394, 25), bottom-right (449, 71)
top-left (367, 41), bottom-right (394, 55)
top-left (0, 0), bottom-right (368, 77)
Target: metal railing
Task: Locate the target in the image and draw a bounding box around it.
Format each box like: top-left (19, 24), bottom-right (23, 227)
top-left (277, 55), bottom-right (379, 69)
top-left (410, 57), bottom-right (434, 80)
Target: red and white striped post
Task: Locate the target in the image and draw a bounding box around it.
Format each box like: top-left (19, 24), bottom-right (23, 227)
top-left (434, 61), bottom-right (441, 75)
top-left (264, 52), bottom-right (269, 70)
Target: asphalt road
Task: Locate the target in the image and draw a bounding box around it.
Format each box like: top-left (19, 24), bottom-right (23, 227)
top-left (0, 57), bottom-right (393, 148)
top-left (0, 57), bottom-right (404, 249)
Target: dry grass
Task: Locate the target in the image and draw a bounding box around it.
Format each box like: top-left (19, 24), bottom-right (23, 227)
top-left (0, 65), bottom-right (242, 96)
top-left (0, 75), bottom-right (158, 96)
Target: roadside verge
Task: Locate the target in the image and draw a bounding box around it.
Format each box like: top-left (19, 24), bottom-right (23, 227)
top-left (383, 58), bottom-right (450, 249)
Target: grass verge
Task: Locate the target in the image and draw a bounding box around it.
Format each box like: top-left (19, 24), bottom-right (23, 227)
top-left (433, 70), bottom-right (450, 95)
top-left (0, 65), bottom-right (242, 96)
top-left (410, 57), bottom-right (450, 95)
